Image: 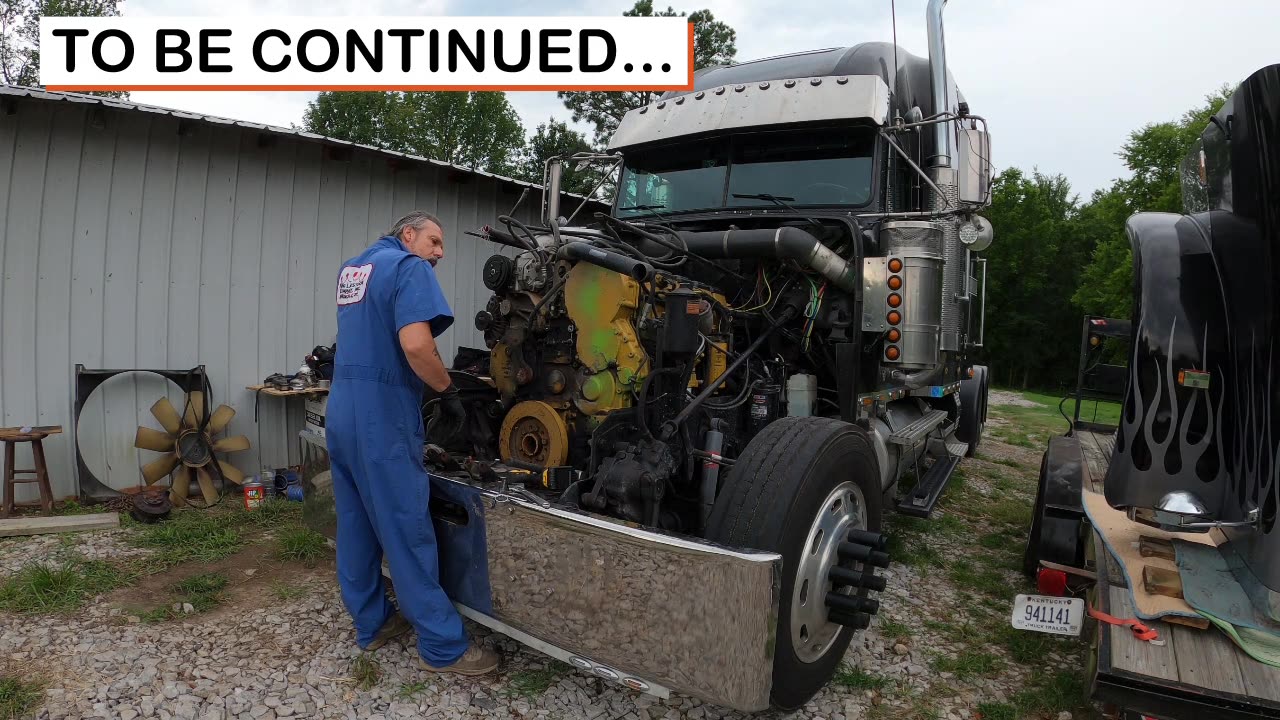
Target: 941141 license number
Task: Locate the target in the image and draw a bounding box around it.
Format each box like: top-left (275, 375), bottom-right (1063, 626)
top-left (1010, 594), bottom-right (1084, 636)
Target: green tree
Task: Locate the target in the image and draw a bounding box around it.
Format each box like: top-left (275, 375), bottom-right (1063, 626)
top-left (517, 118), bottom-right (600, 197)
top-left (1, 0), bottom-right (127, 98)
top-left (300, 91), bottom-right (526, 175)
top-left (1072, 86), bottom-right (1233, 317)
top-left (557, 1), bottom-right (738, 147)
top-left (299, 91), bottom-right (405, 151)
top-left (980, 168), bottom-right (1096, 389)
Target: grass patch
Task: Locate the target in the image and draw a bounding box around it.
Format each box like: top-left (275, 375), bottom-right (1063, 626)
top-left (141, 572), bottom-right (230, 622)
top-left (1009, 667), bottom-right (1089, 717)
top-left (982, 455), bottom-right (1025, 469)
top-left (975, 702), bottom-right (1016, 720)
top-left (884, 515), bottom-right (945, 568)
top-left (0, 673), bottom-right (44, 720)
top-left (351, 653), bottom-right (381, 691)
top-left (878, 619), bottom-right (912, 641)
top-left (277, 526), bottom-right (328, 564)
top-left (994, 622), bottom-right (1078, 663)
top-left (930, 650), bottom-right (1004, 680)
top-left (174, 572), bottom-right (228, 611)
top-left (933, 514), bottom-right (966, 536)
top-left (987, 499), bottom-right (1033, 529)
top-left (51, 500), bottom-right (102, 516)
top-left (397, 681), bottom-right (429, 699)
top-left (235, 497), bottom-right (303, 528)
top-left (270, 581), bottom-right (306, 601)
top-left (923, 617), bottom-right (988, 646)
top-left (503, 663), bottom-right (570, 698)
top-left (832, 665), bottom-right (889, 692)
top-left (129, 499), bottom-right (309, 568)
top-left (979, 532), bottom-right (1010, 550)
top-left (947, 562), bottom-right (1010, 599)
top-left (132, 512), bottom-right (243, 564)
top-left (0, 558), bottom-right (124, 613)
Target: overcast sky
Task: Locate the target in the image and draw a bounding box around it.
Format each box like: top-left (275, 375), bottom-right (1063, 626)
top-left (122, 0), bottom-right (1280, 201)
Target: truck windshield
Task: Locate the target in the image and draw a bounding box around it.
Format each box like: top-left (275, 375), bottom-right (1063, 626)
top-left (616, 127), bottom-right (875, 217)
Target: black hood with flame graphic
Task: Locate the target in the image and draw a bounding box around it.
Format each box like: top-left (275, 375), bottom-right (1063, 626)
top-left (1105, 65), bottom-right (1280, 544)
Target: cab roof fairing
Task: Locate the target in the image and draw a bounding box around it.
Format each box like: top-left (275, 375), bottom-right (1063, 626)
top-left (605, 73), bottom-right (892, 153)
top-left (607, 42), bottom-right (968, 160)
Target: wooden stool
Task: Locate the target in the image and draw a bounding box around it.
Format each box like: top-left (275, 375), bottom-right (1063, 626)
top-left (0, 425), bottom-right (61, 517)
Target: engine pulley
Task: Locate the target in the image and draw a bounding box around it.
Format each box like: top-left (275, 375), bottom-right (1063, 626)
top-left (499, 400), bottom-right (570, 467)
top-left (483, 254), bottom-right (514, 291)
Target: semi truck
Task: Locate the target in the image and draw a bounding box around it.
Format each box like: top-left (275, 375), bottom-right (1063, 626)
top-left (303, 0), bottom-right (995, 711)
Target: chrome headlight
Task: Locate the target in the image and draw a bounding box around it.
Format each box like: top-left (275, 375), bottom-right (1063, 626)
top-left (957, 215), bottom-right (993, 252)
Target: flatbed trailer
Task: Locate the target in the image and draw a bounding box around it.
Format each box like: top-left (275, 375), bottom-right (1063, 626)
top-left (1072, 429), bottom-right (1280, 720)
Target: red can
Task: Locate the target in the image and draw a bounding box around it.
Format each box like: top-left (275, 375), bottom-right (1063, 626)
top-left (243, 482), bottom-right (265, 510)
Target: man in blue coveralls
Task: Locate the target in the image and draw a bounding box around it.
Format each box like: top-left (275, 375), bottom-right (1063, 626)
top-left (328, 211), bottom-right (500, 676)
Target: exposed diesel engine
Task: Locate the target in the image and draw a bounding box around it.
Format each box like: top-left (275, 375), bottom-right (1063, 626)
top-left (439, 210), bottom-right (889, 533)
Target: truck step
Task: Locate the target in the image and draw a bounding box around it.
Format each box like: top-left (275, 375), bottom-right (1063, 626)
top-left (887, 409), bottom-right (949, 446)
top-left (896, 454), bottom-right (962, 518)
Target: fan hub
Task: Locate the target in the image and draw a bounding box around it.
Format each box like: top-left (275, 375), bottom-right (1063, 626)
top-left (176, 430), bottom-right (211, 467)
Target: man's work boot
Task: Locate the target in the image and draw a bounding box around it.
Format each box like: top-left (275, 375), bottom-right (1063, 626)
top-left (366, 612), bottom-right (412, 651)
top-left (418, 644), bottom-right (500, 676)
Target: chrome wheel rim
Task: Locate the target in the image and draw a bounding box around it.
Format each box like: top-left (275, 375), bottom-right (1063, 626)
top-left (791, 480), bottom-right (868, 663)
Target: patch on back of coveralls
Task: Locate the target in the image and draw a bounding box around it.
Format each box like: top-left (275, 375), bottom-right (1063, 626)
top-left (337, 263), bottom-right (373, 305)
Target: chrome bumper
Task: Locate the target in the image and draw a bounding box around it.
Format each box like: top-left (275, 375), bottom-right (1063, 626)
top-left (298, 432), bottom-right (782, 712)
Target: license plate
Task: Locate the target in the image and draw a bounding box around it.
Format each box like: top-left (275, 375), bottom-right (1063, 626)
top-left (1011, 594), bottom-right (1084, 636)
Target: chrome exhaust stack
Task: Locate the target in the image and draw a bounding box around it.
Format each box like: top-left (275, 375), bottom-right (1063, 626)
top-left (926, 0), bottom-right (952, 169)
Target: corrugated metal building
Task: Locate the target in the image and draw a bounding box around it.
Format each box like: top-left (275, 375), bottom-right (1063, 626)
top-left (0, 86), bottom-right (601, 502)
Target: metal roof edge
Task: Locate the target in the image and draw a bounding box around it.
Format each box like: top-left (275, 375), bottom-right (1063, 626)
top-left (0, 83), bottom-right (605, 205)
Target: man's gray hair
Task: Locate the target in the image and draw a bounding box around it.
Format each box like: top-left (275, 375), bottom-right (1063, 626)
top-left (388, 211), bottom-right (444, 240)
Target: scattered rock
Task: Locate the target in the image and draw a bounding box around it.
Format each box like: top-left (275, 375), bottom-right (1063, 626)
top-left (893, 643), bottom-right (909, 656)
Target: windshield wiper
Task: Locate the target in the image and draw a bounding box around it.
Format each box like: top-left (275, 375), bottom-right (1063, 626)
top-left (618, 204), bottom-right (667, 212)
top-left (732, 193), bottom-right (796, 203)
top-left (731, 193), bottom-right (826, 235)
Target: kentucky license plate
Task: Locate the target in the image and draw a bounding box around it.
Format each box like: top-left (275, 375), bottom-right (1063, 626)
top-left (1011, 594), bottom-right (1084, 636)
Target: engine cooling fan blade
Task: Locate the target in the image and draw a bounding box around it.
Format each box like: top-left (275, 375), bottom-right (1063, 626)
top-left (141, 453), bottom-right (181, 485)
top-left (212, 435), bottom-right (251, 453)
top-left (217, 461), bottom-right (245, 485)
top-left (150, 397), bottom-right (183, 436)
top-left (134, 426), bottom-right (174, 453)
top-left (207, 404), bottom-right (236, 435)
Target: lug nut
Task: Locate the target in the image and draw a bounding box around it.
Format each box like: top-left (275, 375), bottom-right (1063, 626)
top-left (826, 592), bottom-right (881, 615)
top-left (829, 565), bottom-right (888, 592)
top-left (847, 529), bottom-right (888, 551)
top-left (828, 610), bottom-right (870, 629)
top-left (837, 541), bottom-right (892, 568)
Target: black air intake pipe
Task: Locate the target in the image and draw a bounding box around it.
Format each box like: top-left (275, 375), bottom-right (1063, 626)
top-left (559, 242), bottom-right (654, 281)
top-left (672, 227), bottom-right (859, 293)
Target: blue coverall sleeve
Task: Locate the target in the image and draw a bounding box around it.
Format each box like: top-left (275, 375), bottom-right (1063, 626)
top-left (394, 257), bottom-right (455, 338)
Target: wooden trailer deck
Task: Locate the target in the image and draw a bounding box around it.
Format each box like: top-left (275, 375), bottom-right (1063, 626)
top-left (1075, 429), bottom-right (1280, 719)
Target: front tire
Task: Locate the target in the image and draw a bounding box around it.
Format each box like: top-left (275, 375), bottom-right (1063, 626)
top-left (706, 416), bottom-right (884, 711)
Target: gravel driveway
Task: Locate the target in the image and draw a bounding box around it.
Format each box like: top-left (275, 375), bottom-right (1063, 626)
top-left (0, 402), bottom-right (1089, 720)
